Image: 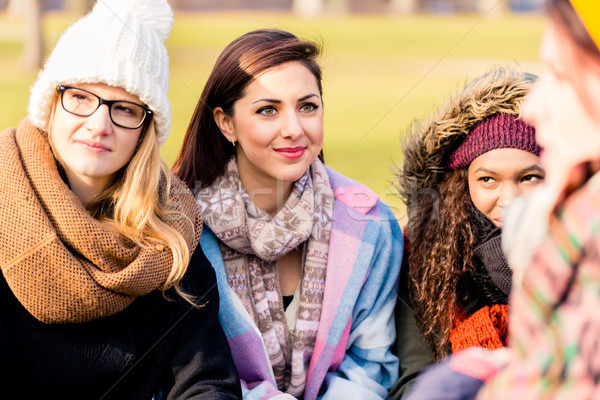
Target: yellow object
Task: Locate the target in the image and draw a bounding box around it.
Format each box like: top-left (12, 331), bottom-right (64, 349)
top-left (570, 0), bottom-right (600, 48)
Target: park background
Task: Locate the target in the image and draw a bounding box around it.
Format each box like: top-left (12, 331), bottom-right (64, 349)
top-left (0, 0), bottom-right (546, 221)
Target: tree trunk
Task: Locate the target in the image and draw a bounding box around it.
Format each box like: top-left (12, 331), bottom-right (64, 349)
top-left (7, 0), bottom-right (26, 17)
top-left (64, 0), bottom-right (95, 16)
top-left (390, 0), bottom-right (417, 14)
top-left (293, 0), bottom-right (324, 17)
top-left (477, 0), bottom-right (508, 16)
top-left (20, 0), bottom-right (43, 71)
top-left (325, 0), bottom-right (349, 15)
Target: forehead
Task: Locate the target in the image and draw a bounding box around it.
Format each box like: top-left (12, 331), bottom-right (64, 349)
top-left (70, 82), bottom-right (142, 104)
top-left (242, 61), bottom-right (320, 98)
top-left (469, 148), bottom-right (540, 173)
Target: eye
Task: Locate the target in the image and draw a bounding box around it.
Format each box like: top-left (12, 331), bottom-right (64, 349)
top-left (478, 176), bottom-right (496, 184)
top-left (69, 91), bottom-right (93, 103)
top-left (113, 103), bottom-right (136, 116)
top-left (521, 174), bottom-right (544, 184)
top-left (300, 103), bottom-right (318, 113)
top-left (257, 106), bottom-right (277, 116)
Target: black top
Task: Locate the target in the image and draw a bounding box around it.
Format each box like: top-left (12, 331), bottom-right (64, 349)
top-left (283, 295), bottom-right (294, 310)
top-left (388, 242), bottom-right (435, 400)
top-left (0, 247), bottom-right (242, 400)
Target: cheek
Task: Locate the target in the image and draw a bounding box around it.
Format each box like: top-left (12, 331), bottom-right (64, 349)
top-left (469, 185), bottom-right (496, 215)
top-left (305, 119), bottom-right (324, 145)
top-left (120, 133), bottom-right (142, 160)
top-left (240, 122), bottom-right (275, 147)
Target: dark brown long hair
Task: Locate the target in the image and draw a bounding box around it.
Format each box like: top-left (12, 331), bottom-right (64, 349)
top-left (172, 29), bottom-right (323, 190)
top-left (407, 169), bottom-right (476, 359)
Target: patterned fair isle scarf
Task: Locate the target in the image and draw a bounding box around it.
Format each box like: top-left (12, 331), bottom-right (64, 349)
top-left (197, 157), bottom-right (333, 397)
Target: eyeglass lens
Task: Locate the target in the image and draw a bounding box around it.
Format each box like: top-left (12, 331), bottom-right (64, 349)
top-left (61, 87), bottom-right (147, 129)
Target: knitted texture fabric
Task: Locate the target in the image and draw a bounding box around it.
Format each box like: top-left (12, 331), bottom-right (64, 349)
top-left (27, 0), bottom-right (173, 144)
top-left (447, 113), bottom-right (541, 170)
top-left (473, 229), bottom-right (512, 298)
top-left (449, 304), bottom-right (509, 353)
top-left (0, 119), bottom-right (202, 324)
top-left (196, 157), bottom-right (334, 398)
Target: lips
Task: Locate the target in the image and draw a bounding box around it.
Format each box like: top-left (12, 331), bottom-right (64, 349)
top-left (274, 146), bottom-right (305, 159)
top-left (75, 140), bottom-right (111, 153)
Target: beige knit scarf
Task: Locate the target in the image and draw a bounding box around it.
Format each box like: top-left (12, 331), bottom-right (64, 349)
top-left (197, 157), bottom-right (334, 397)
top-left (0, 119), bottom-right (202, 324)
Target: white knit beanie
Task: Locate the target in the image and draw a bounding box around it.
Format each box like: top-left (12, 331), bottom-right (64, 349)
top-left (27, 0), bottom-right (173, 144)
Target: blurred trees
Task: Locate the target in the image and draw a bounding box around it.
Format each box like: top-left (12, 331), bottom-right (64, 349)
top-left (8, 0), bottom-right (94, 71)
top-left (477, 0), bottom-right (508, 16)
top-left (390, 0), bottom-right (417, 14)
top-left (65, 0), bottom-right (94, 16)
top-left (13, 0), bottom-right (43, 71)
top-left (293, 0), bottom-right (348, 16)
top-left (292, 0), bottom-right (510, 16)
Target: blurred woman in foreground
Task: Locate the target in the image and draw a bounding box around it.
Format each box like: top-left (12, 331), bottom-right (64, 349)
top-left (479, 1), bottom-right (600, 396)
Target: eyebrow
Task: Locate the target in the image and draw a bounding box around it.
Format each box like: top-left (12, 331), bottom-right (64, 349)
top-left (518, 165), bottom-right (545, 175)
top-left (251, 93), bottom-right (319, 104)
top-left (474, 165), bottom-right (545, 175)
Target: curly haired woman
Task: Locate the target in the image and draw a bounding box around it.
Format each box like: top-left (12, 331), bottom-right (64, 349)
top-left (388, 68), bottom-right (544, 399)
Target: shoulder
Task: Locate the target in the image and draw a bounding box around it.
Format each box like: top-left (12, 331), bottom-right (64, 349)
top-left (199, 228), bottom-right (222, 262)
top-left (325, 166), bottom-right (383, 215)
top-left (325, 166), bottom-right (400, 234)
top-left (0, 126), bottom-right (17, 146)
top-left (0, 127), bottom-right (16, 138)
top-left (178, 246), bottom-right (219, 302)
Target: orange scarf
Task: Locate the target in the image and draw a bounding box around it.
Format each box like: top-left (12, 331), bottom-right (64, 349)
top-left (449, 304), bottom-right (509, 353)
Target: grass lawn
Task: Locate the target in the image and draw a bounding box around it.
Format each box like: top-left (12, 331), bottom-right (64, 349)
top-left (0, 11), bottom-right (545, 222)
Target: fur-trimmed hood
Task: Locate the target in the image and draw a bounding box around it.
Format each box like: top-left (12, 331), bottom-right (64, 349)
top-left (397, 68), bottom-right (535, 223)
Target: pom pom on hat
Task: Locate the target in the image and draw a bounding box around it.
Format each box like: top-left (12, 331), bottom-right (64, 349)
top-left (91, 0), bottom-right (174, 42)
top-left (27, 0), bottom-right (173, 144)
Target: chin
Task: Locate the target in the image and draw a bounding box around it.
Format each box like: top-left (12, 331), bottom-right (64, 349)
top-left (279, 165), bottom-right (312, 182)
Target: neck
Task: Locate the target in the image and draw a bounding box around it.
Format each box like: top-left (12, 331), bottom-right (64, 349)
top-left (238, 171), bottom-right (293, 216)
top-left (64, 170), bottom-right (110, 207)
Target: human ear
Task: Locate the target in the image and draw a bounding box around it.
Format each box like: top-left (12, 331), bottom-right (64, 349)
top-left (213, 107), bottom-right (236, 143)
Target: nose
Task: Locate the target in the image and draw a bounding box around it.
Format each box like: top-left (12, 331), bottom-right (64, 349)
top-left (280, 111), bottom-right (303, 140)
top-left (85, 104), bottom-right (113, 135)
top-left (497, 182), bottom-right (520, 208)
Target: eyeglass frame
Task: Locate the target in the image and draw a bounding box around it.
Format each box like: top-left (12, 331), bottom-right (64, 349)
top-left (56, 84), bottom-right (153, 130)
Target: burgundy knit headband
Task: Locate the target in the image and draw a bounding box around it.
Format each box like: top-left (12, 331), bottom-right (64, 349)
top-left (447, 113), bottom-right (542, 170)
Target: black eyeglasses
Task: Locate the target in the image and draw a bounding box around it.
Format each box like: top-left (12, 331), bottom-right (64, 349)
top-left (57, 85), bottom-right (152, 129)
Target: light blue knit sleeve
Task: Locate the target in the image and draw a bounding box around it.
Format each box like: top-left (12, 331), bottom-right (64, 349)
top-left (319, 203), bottom-right (403, 399)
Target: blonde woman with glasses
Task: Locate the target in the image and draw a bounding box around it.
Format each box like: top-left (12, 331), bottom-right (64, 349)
top-left (0, 1), bottom-right (241, 398)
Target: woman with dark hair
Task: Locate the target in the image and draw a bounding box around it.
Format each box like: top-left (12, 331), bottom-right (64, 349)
top-left (173, 29), bottom-right (402, 399)
top-left (388, 67), bottom-right (545, 399)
